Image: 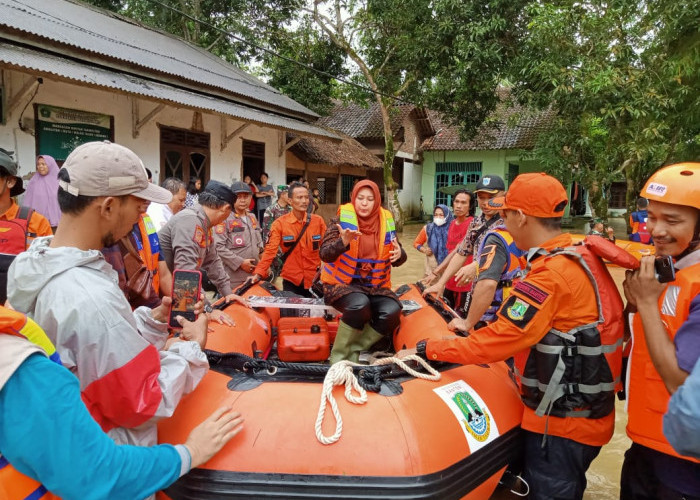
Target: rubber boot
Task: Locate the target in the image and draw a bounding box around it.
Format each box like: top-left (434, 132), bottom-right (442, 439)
top-left (356, 324), bottom-right (384, 352)
top-left (329, 321), bottom-right (364, 364)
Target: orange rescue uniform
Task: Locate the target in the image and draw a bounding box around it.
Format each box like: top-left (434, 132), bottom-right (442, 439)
top-left (254, 211), bottom-right (327, 288)
top-left (626, 259), bottom-right (700, 460)
top-left (0, 201), bottom-right (52, 240)
top-left (426, 233), bottom-right (615, 447)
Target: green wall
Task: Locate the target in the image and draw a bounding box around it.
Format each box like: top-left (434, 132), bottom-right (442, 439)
top-left (422, 149), bottom-right (527, 213)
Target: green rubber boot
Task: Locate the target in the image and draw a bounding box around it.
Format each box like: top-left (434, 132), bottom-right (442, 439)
top-left (329, 321), bottom-right (363, 364)
top-left (355, 324), bottom-right (385, 352)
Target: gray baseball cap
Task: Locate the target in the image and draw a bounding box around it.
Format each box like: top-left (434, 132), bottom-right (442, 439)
top-left (58, 141), bottom-right (171, 203)
top-left (0, 148), bottom-right (24, 196)
top-left (230, 181), bottom-right (252, 194)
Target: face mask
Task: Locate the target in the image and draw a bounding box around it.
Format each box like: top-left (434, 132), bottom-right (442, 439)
top-left (433, 217), bottom-right (447, 226)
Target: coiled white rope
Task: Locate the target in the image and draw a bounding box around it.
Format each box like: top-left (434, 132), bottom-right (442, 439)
top-left (314, 355), bottom-right (441, 445)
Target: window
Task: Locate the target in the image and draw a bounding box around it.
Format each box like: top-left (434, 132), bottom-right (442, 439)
top-left (609, 182), bottom-right (627, 209)
top-left (392, 156), bottom-right (404, 189)
top-left (160, 126), bottom-right (210, 183)
top-left (341, 175), bottom-right (362, 204)
top-left (434, 162), bottom-right (482, 207)
top-left (242, 139), bottom-right (265, 184)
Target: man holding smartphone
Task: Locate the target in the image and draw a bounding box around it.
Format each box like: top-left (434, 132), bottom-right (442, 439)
top-left (7, 141), bottom-right (210, 452)
top-left (620, 162), bottom-right (700, 499)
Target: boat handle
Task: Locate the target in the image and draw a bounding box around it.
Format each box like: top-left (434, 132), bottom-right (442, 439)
top-left (510, 474), bottom-right (529, 497)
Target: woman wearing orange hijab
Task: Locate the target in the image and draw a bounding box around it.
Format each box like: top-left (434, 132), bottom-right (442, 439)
top-left (319, 180), bottom-right (406, 363)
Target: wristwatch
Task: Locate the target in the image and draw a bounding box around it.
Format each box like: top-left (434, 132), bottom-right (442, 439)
top-left (204, 304), bottom-right (214, 314)
top-left (416, 339), bottom-right (428, 359)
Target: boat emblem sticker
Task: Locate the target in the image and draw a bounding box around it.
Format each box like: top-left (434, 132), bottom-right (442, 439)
top-left (433, 380), bottom-right (500, 452)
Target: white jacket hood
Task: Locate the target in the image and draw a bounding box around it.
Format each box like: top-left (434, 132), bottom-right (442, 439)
top-left (7, 236), bottom-right (117, 313)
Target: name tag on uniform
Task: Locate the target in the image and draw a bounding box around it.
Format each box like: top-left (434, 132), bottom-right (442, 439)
top-left (312, 235), bottom-right (321, 240)
top-left (283, 235), bottom-right (295, 241)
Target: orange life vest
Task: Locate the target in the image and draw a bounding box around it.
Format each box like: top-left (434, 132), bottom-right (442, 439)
top-left (0, 309), bottom-right (61, 500)
top-left (474, 227), bottom-right (526, 323)
top-left (626, 260), bottom-right (700, 461)
top-left (516, 237), bottom-right (629, 419)
top-left (135, 214), bottom-right (160, 294)
top-left (320, 204), bottom-right (396, 288)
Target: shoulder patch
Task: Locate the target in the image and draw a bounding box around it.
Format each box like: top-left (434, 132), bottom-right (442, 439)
top-left (478, 244), bottom-right (497, 272)
top-left (193, 226), bottom-right (206, 248)
top-left (214, 223), bottom-right (225, 234)
top-left (513, 281), bottom-right (549, 305)
top-left (499, 295), bottom-right (538, 329)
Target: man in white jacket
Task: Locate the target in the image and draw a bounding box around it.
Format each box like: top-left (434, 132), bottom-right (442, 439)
top-left (7, 141), bottom-right (210, 448)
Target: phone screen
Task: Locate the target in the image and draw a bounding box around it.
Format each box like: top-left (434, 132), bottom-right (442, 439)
top-left (169, 270), bottom-right (202, 328)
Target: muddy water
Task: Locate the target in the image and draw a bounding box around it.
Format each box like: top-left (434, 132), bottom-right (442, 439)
top-left (393, 223), bottom-right (629, 500)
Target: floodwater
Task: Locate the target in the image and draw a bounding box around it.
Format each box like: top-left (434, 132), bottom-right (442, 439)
top-left (393, 222), bottom-right (629, 500)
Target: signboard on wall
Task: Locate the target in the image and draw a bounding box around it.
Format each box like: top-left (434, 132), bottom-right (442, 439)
top-left (35, 104), bottom-right (113, 162)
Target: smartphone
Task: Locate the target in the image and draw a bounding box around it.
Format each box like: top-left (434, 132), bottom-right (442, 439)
top-left (169, 269), bottom-right (202, 328)
top-left (654, 256), bottom-right (676, 284)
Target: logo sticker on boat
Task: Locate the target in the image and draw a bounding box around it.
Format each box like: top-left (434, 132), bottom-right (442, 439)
top-left (433, 380), bottom-right (500, 452)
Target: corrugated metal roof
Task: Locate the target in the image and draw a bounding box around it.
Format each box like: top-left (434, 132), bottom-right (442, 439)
top-left (0, 43), bottom-right (339, 140)
top-left (0, 0), bottom-right (318, 120)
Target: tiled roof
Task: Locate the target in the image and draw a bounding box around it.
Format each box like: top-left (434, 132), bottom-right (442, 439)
top-left (317, 101), bottom-right (418, 139)
top-left (289, 129), bottom-right (382, 169)
top-left (422, 97), bottom-right (555, 151)
top-left (0, 0), bottom-right (317, 120)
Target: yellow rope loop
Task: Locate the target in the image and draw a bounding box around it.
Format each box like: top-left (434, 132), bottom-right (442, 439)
top-left (314, 355), bottom-right (441, 445)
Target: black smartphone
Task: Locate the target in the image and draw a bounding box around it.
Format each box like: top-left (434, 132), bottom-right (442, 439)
top-left (654, 256), bottom-right (676, 284)
top-left (169, 269), bottom-right (202, 328)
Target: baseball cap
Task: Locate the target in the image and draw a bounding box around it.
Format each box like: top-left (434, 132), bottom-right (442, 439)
top-left (59, 141), bottom-right (171, 203)
top-left (203, 180), bottom-right (236, 207)
top-left (0, 148), bottom-right (24, 196)
top-left (489, 172), bottom-right (568, 217)
top-left (475, 175), bottom-right (506, 194)
top-left (276, 184), bottom-right (288, 195)
top-left (230, 181), bottom-right (252, 194)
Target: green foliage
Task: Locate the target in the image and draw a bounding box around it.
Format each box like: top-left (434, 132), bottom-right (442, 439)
top-left (81, 0), bottom-right (301, 66)
top-left (263, 19), bottom-right (347, 115)
top-left (512, 0), bottom-right (700, 218)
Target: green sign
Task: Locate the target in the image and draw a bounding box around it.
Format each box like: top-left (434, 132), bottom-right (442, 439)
top-left (36, 104), bottom-right (112, 162)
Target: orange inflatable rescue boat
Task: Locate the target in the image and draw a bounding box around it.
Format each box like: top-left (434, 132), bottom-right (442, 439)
top-left (158, 282), bottom-right (524, 499)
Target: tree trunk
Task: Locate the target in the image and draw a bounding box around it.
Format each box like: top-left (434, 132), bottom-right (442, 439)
top-left (588, 180), bottom-right (609, 220)
top-left (377, 99), bottom-right (404, 230)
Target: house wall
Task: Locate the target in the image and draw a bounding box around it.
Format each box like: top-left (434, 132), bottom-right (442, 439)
top-left (0, 69), bottom-right (287, 184)
top-left (421, 149), bottom-right (520, 214)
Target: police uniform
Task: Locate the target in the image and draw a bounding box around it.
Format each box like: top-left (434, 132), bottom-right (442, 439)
top-left (254, 211), bottom-right (326, 296)
top-left (213, 211), bottom-right (262, 288)
top-left (158, 205), bottom-right (232, 296)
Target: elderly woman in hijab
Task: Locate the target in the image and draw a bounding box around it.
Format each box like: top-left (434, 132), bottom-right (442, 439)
top-left (319, 180), bottom-right (407, 364)
top-left (413, 204), bottom-right (453, 278)
top-left (23, 155), bottom-right (61, 231)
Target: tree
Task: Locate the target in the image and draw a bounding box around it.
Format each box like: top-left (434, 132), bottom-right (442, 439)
top-left (82, 0), bottom-right (301, 67)
top-left (263, 20), bottom-right (347, 115)
top-left (511, 0), bottom-right (700, 219)
top-left (305, 0), bottom-right (527, 224)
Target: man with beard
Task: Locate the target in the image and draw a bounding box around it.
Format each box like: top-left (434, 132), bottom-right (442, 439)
top-left (7, 141), bottom-right (210, 450)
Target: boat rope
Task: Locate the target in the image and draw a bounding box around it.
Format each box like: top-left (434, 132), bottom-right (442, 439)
top-left (315, 355), bottom-right (441, 445)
